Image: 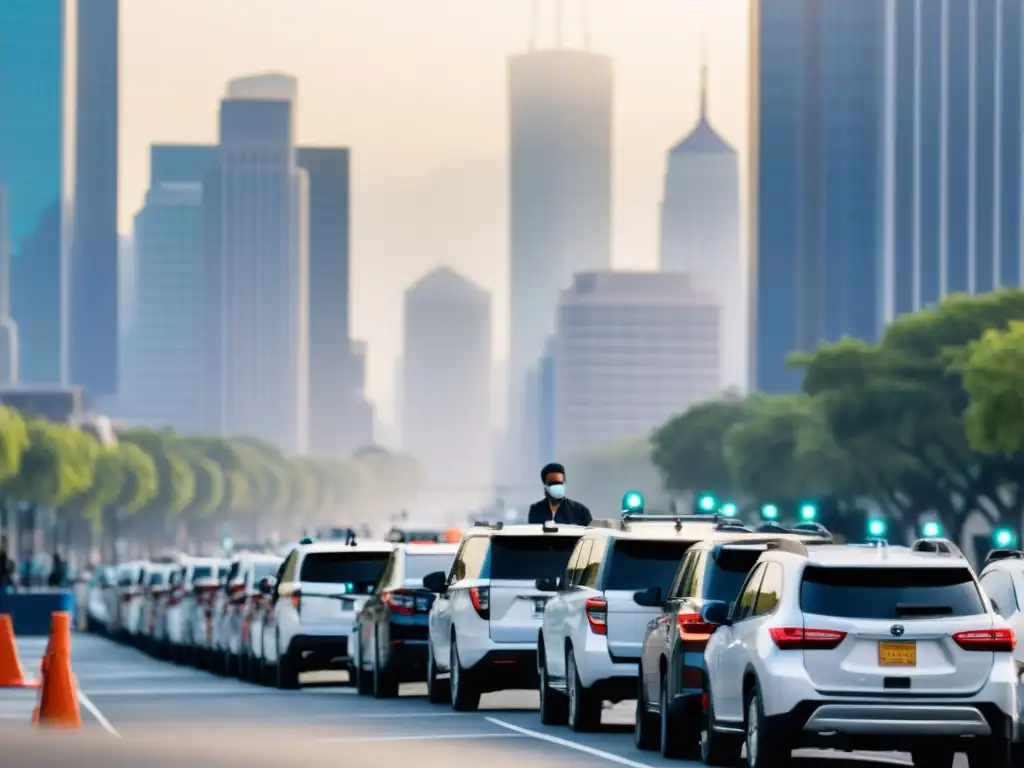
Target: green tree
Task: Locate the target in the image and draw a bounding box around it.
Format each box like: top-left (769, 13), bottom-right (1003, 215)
top-left (109, 442), bottom-right (159, 516)
top-left (650, 395), bottom-right (750, 496)
top-left (8, 421), bottom-right (97, 508)
top-left (117, 428), bottom-right (196, 519)
top-left (960, 321), bottom-right (1024, 454)
top-left (0, 406), bottom-right (27, 484)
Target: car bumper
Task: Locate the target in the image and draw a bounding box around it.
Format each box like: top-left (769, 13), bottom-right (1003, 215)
top-left (288, 634), bottom-right (351, 669)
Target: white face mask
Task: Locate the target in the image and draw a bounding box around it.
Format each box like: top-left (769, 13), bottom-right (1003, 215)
top-left (545, 483), bottom-right (566, 500)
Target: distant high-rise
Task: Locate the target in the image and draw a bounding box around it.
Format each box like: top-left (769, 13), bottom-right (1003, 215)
top-left (402, 267), bottom-right (491, 498)
top-left (0, 187), bottom-right (19, 385)
top-left (0, 0), bottom-right (76, 385)
top-left (554, 271), bottom-right (719, 457)
top-left (127, 183), bottom-right (205, 432)
top-left (203, 75), bottom-right (309, 453)
top-left (70, 0), bottom-right (119, 399)
top-left (507, 15), bottom-right (613, 478)
top-left (659, 57), bottom-right (741, 390)
top-left (150, 144), bottom-right (219, 187)
top-left (750, 0), bottom-right (887, 393)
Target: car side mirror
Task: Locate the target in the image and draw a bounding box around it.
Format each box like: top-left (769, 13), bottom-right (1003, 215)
top-left (535, 576), bottom-right (559, 592)
top-left (701, 599), bottom-right (732, 627)
top-left (422, 571), bottom-right (448, 594)
top-left (258, 577), bottom-right (274, 596)
top-left (632, 586), bottom-right (662, 608)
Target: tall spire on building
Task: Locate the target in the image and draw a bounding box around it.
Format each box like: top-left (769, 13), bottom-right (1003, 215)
top-left (699, 35), bottom-right (709, 122)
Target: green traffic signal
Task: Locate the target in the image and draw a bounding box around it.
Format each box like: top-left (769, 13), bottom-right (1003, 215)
top-left (760, 504), bottom-right (779, 520)
top-left (867, 519), bottom-right (886, 537)
top-left (921, 521), bottom-right (942, 538)
top-left (622, 490), bottom-right (645, 513)
top-left (799, 503), bottom-right (817, 521)
top-left (697, 494), bottom-right (716, 512)
top-left (720, 502), bottom-right (738, 517)
top-left (994, 527), bottom-right (1016, 548)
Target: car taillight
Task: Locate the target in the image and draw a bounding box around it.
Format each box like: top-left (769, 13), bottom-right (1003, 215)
top-left (769, 627), bottom-right (846, 650)
top-left (229, 583), bottom-right (245, 601)
top-left (677, 612), bottom-right (716, 642)
top-left (585, 598), bottom-right (607, 635)
top-left (469, 587), bottom-right (489, 619)
top-left (168, 588), bottom-right (183, 606)
top-left (383, 590), bottom-right (416, 615)
top-left (953, 627), bottom-right (1016, 652)
top-left (290, 589), bottom-right (302, 611)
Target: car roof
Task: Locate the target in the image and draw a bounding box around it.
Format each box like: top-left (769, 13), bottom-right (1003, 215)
top-left (299, 540), bottom-right (395, 554)
top-left (401, 543), bottom-right (459, 555)
top-left (185, 557), bottom-right (228, 567)
top-left (786, 544), bottom-right (971, 569)
top-left (464, 524), bottom-right (586, 538)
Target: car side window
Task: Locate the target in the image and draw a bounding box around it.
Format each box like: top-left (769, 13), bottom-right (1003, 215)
top-left (567, 541), bottom-right (593, 587)
top-left (689, 552), bottom-right (708, 598)
top-left (375, 552), bottom-right (399, 594)
top-left (752, 562), bottom-right (782, 616)
top-left (733, 563), bottom-right (766, 622)
top-left (670, 551), bottom-right (698, 598)
top-left (450, 537), bottom-right (488, 583)
top-left (980, 570), bottom-right (1017, 619)
top-left (279, 552), bottom-right (298, 583)
top-left (562, 539), bottom-right (587, 587)
top-left (579, 539), bottom-right (605, 588)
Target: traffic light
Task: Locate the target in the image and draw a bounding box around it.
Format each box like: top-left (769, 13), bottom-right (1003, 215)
top-left (994, 527), bottom-right (1017, 548)
top-left (921, 521), bottom-right (942, 538)
top-left (622, 490), bottom-right (645, 514)
top-left (759, 503), bottom-right (779, 520)
top-left (798, 503), bottom-right (817, 522)
top-left (867, 519), bottom-right (887, 537)
top-left (697, 494), bottom-right (716, 513)
top-left (720, 502), bottom-right (738, 518)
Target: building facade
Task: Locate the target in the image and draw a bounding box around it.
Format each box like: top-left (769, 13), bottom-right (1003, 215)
top-left (127, 183), bottom-right (206, 432)
top-left (0, 187), bottom-right (18, 385)
top-left (507, 46), bottom-right (613, 476)
top-left (554, 271), bottom-right (719, 457)
top-left (0, 0), bottom-right (76, 385)
top-left (203, 76), bottom-right (310, 453)
top-left (401, 267), bottom-right (491, 499)
top-left (659, 62), bottom-right (742, 391)
top-left (70, 0), bottom-right (119, 399)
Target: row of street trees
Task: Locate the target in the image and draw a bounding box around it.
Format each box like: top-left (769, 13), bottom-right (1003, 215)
top-left (649, 289), bottom-right (1024, 543)
top-left (0, 415), bottom-right (421, 558)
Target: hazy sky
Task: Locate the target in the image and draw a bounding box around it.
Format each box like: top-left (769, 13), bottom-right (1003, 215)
top-left (120, 0), bottom-right (749, 427)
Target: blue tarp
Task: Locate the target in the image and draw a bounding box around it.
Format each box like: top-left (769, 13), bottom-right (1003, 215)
top-left (0, 588), bottom-right (75, 635)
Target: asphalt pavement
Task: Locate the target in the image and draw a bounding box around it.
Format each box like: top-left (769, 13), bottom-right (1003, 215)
top-left (0, 633), bottom-right (950, 766)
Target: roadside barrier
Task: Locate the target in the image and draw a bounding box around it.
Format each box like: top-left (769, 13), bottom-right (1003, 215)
top-left (0, 613), bottom-right (37, 687)
top-left (34, 611), bottom-right (81, 729)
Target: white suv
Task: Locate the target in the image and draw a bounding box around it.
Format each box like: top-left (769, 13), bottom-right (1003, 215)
top-left (423, 521), bottom-right (585, 711)
top-left (260, 539), bottom-right (394, 689)
top-left (978, 548), bottom-right (1024, 681)
top-left (537, 514), bottom-right (750, 731)
top-left (701, 540), bottom-right (1019, 768)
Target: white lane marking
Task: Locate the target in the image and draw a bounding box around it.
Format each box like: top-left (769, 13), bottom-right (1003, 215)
top-left (77, 690), bottom-right (122, 739)
top-left (80, 687), bottom-right (281, 696)
top-left (315, 733), bottom-right (524, 744)
top-left (486, 718), bottom-right (654, 768)
top-left (307, 712), bottom-right (465, 720)
top-left (75, 671), bottom-right (197, 681)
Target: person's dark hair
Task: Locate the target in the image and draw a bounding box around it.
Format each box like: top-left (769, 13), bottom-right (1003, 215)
top-left (540, 463), bottom-right (565, 483)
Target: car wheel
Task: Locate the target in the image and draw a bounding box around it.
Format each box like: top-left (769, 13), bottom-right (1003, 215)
top-left (372, 627), bottom-right (399, 698)
top-left (658, 674), bottom-right (689, 757)
top-left (426, 640), bottom-right (450, 704)
top-left (275, 633), bottom-right (299, 690)
top-left (538, 641), bottom-right (568, 726)
top-left (745, 684), bottom-right (791, 768)
top-left (566, 648), bottom-right (601, 732)
top-left (701, 683), bottom-right (742, 766)
top-left (633, 668), bottom-right (657, 750)
top-left (449, 636), bottom-right (480, 712)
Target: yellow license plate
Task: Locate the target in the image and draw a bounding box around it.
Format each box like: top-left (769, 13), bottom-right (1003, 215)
top-left (878, 641), bottom-right (916, 667)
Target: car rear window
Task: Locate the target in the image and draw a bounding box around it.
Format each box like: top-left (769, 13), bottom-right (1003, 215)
top-left (406, 553), bottom-right (455, 580)
top-left (190, 566), bottom-right (213, 581)
top-left (299, 551), bottom-right (390, 594)
top-left (606, 540), bottom-right (695, 591)
top-left (705, 548), bottom-right (763, 602)
top-left (148, 571), bottom-right (166, 587)
top-left (487, 536), bottom-right (580, 581)
top-left (800, 566), bottom-right (985, 619)
top-left (253, 562), bottom-right (279, 581)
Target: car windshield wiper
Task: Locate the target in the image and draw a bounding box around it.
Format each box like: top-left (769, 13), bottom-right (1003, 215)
top-left (895, 603), bottom-right (953, 617)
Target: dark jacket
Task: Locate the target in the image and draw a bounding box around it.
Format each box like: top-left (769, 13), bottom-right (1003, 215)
top-left (527, 498), bottom-right (593, 526)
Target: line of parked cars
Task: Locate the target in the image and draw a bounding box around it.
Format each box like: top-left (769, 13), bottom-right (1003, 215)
top-left (91, 515), bottom-right (1024, 767)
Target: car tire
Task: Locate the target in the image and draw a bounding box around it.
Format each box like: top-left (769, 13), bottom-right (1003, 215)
top-left (566, 648), bottom-right (601, 732)
top-left (909, 748), bottom-right (956, 768)
top-left (745, 684), bottom-right (791, 768)
top-left (633, 668), bottom-right (658, 750)
top-left (372, 628), bottom-right (399, 698)
top-left (538, 641), bottom-right (568, 726)
top-left (426, 641), bottom-right (450, 704)
top-left (449, 636), bottom-right (480, 712)
top-left (966, 738), bottom-right (1011, 768)
top-left (658, 674), bottom-right (689, 757)
top-left (275, 633), bottom-right (300, 690)
top-left (701, 683), bottom-right (742, 766)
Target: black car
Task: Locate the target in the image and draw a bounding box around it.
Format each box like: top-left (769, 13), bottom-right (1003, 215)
top-left (353, 543), bottom-right (459, 697)
top-left (635, 525), bottom-right (832, 758)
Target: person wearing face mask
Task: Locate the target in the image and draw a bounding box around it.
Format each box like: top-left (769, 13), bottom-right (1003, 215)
top-left (527, 463), bottom-right (593, 525)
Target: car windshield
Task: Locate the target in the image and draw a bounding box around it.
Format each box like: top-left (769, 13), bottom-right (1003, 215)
top-left (299, 551), bottom-right (390, 594)
top-left (486, 536), bottom-right (580, 581)
top-left (800, 566), bottom-right (985, 619)
top-left (605, 540), bottom-right (695, 591)
top-left (405, 553), bottom-right (455, 580)
top-left (148, 571), bottom-right (166, 587)
top-left (190, 566), bottom-right (213, 581)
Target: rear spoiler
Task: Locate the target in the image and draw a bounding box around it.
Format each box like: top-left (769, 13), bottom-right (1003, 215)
top-left (911, 538), bottom-right (965, 558)
top-left (984, 548), bottom-right (1024, 566)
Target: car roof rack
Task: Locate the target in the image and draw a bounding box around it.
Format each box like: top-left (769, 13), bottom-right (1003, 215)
top-left (472, 520), bottom-right (503, 530)
top-left (984, 548), bottom-right (1024, 566)
top-left (765, 538), bottom-right (809, 556)
top-left (753, 521), bottom-right (832, 539)
top-left (910, 538), bottom-right (965, 557)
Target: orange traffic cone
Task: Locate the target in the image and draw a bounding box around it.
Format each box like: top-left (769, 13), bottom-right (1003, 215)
top-left (37, 612), bottom-right (79, 729)
top-left (0, 614), bottom-right (33, 688)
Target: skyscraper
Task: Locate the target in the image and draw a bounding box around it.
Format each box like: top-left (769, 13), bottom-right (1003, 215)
top-left (0, 187), bottom-right (18, 385)
top-left (750, 0), bottom-right (887, 393)
top-left (70, 0), bottom-right (119, 399)
top-left (402, 267), bottom-right (491, 498)
top-left (0, 0), bottom-right (76, 385)
top-left (659, 57), bottom-right (741, 390)
top-left (203, 75), bottom-right (310, 453)
top-left (507, 36), bottom-right (613, 477)
top-left (127, 182), bottom-right (205, 432)
top-left (884, 0), bottom-right (1024, 318)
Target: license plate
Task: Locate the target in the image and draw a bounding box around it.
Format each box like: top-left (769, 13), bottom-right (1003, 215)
top-left (533, 598), bottom-right (548, 614)
top-left (415, 597), bottom-right (429, 611)
top-left (879, 641), bottom-right (916, 667)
